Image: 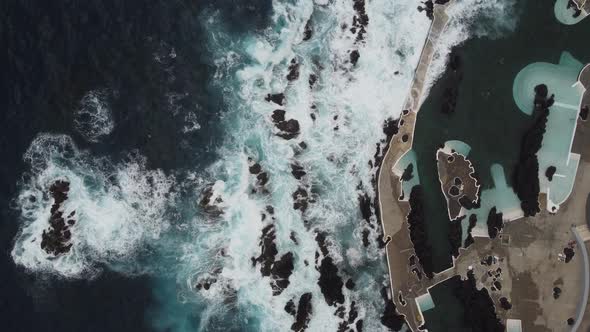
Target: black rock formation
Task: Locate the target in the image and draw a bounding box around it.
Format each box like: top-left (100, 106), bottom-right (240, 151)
top-left (317, 256), bottom-right (344, 306)
top-left (407, 185), bottom-right (435, 278)
top-left (254, 224), bottom-right (278, 277)
top-left (272, 109), bottom-right (286, 123)
top-left (453, 271), bottom-right (505, 332)
top-left (40, 180), bottom-right (75, 255)
top-left (379, 286), bottom-right (405, 331)
top-left (285, 299), bottom-right (297, 316)
top-left (291, 293), bottom-right (313, 331)
top-left (418, 0), bottom-right (451, 20)
top-left (271, 252), bottom-right (295, 295)
top-left (358, 191), bottom-right (372, 224)
top-left (449, 216), bottom-right (464, 258)
top-left (440, 49), bottom-right (463, 115)
top-left (308, 74), bottom-right (318, 88)
top-left (292, 187), bottom-right (310, 213)
top-left (345, 278), bottom-right (355, 290)
top-left (277, 119), bottom-right (301, 140)
top-left (265, 93), bottom-right (285, 106)
top-left (513, 84), bottom-right (551, 217)
top-left (580, 105), bottom-right (589, 120)
top-left (567, 0), bottom-right (582, 18)
top-left (486, 207), bottom-right (503, 239)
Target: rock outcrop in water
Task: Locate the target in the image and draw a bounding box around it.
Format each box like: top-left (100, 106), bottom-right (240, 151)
top-left (464, 214), bottom-right (477, 247)
top-left (252, 223), bottom-right (295, 295)
top-left (380, 286), bottom-right (405, 331)
top-left (314, 233), bottom-right (345, 307)
top-left (407, 185), bottom-right (434, 278)
top-left (291, 293), bottom-right (313, 331)
top-left (302, 19), bottom-right (313, 41)
top-left (265, 93), bottom-right (286, 106)
top-left (248, 158), bottom-right (270, 192)
top-left (545, 166), bottom-right (556, 181)
top-left (41, 180), bottom-right (75, 255)
top-left (271, 109), bottom-right (300, 140)
top-left (287, 58), bottom-right (300, 81)
top-left (453, 271), bottom-right (505, 332)
top-left (486, 207), bottom-right (503, 239)
top-left (350, 0), bottom-right (369, 42)
top-left (200, 183), bottom-right (225, 215)
top-left (513, 84), bottom-right (551, 217)
top-left (449, 215), bottom-right (464, 258)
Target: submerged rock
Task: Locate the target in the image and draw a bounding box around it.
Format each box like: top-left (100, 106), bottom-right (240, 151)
top-left (317, 256), bottom-right (344, 306)
top-left (545, 166), bottom-right (556, 181)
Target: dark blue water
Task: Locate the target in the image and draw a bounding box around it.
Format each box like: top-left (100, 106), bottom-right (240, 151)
top-left (0, 1), bottom-right (270, 331)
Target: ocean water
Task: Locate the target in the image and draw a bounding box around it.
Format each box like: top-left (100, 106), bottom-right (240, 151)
top-left (1, 0), bottom-right (518, 331)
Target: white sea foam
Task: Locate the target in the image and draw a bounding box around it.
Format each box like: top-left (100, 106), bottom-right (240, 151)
top-left (74, 90), bottom-right (115, 142)
top-left (161, 0), bottom-right (431, 330)
top-left (11, 134), bottom-right (175, 278)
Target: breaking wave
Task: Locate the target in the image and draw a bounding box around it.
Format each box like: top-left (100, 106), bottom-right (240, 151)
top-left (74, 90), bottom-right (115, 143)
